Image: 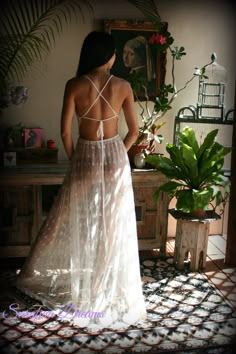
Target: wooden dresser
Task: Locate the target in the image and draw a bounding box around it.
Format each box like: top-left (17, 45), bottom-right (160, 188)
top-left (0, 164), bottom-right (168, 258)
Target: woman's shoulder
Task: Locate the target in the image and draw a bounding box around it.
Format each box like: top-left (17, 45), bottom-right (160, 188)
top-left (112, 75), bottom-right (128, 83)
top-left (64, 76), bottom-right (88, 94)
top-left (65, 76), bottom-right (85, 87)
top-left (111, 75), bottom-right (132, 89)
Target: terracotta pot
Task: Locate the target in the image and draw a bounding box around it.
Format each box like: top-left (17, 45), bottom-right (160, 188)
top-left (190, 209), bottom-right (206, 219)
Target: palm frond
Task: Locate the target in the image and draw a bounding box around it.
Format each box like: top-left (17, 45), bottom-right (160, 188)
top-left (0, 0), bottom-right (93, 93)
top-left (125, 0), bottom-right (162, 27)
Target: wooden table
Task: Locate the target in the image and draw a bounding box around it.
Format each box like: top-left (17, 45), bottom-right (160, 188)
top-left (0, 163), bottom-right (168, 257)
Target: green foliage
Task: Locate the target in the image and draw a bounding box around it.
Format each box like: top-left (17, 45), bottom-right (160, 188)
top-left (154, 96), bottom-right (171, 113)
top-left (145, 127), bottom-right (231, 213)
top-left (125, 0), bottom-right (162, 27)
top-left (126, 0), bottom-right (209, 153)
top-left (148, 31), bottom-right (174, 51)
top-left (128, 71), bottom-right (147, 98)
top-left (154, 84), bottom-right (175, 113)
top-left (171, 46), bottom-right (186, 60)
top-left (0, 0), bottom-right (93, 95)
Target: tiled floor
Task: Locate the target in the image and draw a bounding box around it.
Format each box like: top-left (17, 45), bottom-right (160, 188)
top-left (166, 234), bottom-right (236, 310)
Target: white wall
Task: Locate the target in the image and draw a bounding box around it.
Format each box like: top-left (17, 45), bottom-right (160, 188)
top-left (1, 0), bottom-right (235, 159)
top-left (1, 0), bottom-right (235, 236)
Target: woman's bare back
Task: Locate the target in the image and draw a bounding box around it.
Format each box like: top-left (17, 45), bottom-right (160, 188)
top-left (61, 70), bottom-right (138, 158)
top-left (68, 74), bottom-right (130, 140)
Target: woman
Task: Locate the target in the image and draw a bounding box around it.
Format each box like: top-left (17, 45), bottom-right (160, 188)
top-left (16, 31), bottom-right (147, 328)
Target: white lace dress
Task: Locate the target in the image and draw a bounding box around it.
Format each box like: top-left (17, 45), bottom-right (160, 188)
top-left (16, 76), bottom-right (147, 328)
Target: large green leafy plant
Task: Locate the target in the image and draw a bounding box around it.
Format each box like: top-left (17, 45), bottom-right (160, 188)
top-left (0, 0), bottom-right (92, 110)
top-left (145, 127), bottom-right (231, 214)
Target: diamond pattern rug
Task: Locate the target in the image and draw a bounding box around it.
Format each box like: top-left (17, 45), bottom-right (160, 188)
top-left (0, 257), bottom-right (235, 353)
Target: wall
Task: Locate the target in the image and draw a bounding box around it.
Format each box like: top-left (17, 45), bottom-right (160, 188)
top-left (1, 0), bottom-right (235, 236)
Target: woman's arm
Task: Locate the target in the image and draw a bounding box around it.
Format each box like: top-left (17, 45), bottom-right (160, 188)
top-left (61, 80), bottom-right (75, 160)
top-left (122, 82), bottom-right (139, 151)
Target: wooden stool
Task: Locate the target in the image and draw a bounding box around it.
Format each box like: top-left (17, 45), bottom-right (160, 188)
top-left (169, 209), bottom-right (220, 271)
top-left (174, 219), bottom-right (210, 271)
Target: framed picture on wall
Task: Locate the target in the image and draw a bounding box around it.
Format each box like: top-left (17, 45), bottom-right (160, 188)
top-left (104, 19), bottom-right (167, 99)
top-left (24, 128), bottom-right (43, 148)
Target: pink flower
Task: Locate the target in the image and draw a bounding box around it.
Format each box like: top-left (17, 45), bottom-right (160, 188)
top-left (148, 33), bottom-right (160, 44)
top-left (159, 35), bottom-right (167, 45)
top-left (148, 33), bottom-right (167, 46)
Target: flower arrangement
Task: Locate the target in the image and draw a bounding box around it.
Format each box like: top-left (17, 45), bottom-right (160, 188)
top-left (126, 0), bottom-right (209, 151)
top-left (129, 29), bottom-right (208, 150)
top-left (148, 31), bottom-right (174, 51)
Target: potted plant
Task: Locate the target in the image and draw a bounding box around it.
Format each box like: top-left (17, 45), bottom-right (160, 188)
top-left (145, 126), bottom-right (231, 270)
top-left (145, 126), bottom-right (231, 217)
top-left (127, 44), bottom-right (208, 166)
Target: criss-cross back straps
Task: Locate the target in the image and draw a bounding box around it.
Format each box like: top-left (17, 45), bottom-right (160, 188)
top-left (82, 75), bottom-right (118, 118)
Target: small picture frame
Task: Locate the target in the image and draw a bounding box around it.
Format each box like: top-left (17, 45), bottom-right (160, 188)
top-left (24, 128), bottom-right (43, 148)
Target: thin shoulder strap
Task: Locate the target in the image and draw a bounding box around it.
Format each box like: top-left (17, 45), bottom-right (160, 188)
top-left (84, 75), bottom-right (113, 94)
top-left (82, 75), bottom-right (117, 117)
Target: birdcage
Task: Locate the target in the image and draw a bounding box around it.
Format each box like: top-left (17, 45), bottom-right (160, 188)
top-left (197, 53), bottom-right (227, 120)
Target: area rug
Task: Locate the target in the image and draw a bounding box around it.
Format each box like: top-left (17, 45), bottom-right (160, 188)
top-left (0, 257), bottom-right (235, 353)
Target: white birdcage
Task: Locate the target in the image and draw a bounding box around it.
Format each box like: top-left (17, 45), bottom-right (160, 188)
top-left (197, 53), bottom-right (227, 120)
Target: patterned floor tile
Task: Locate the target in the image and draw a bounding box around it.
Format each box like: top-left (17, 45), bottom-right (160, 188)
top-left (1, 258), bottom-right (235, 353)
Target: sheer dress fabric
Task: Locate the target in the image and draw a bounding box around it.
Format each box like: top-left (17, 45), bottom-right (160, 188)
top-left (16, 77), bottom-right (147, 328)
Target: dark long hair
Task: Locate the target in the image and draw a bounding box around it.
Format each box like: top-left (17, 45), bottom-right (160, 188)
top-left (76, 31), bottom-right (116, 77)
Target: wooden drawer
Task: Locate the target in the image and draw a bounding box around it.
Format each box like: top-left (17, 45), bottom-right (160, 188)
top-left (132, 171), bottom-right (168, 253)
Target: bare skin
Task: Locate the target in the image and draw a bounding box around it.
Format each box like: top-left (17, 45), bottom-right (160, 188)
top-left (61, 54), bottom-right (139, 160)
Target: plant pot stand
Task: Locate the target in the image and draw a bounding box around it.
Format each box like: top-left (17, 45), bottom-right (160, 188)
top-left (169, 209), bottom-right (220, 271)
